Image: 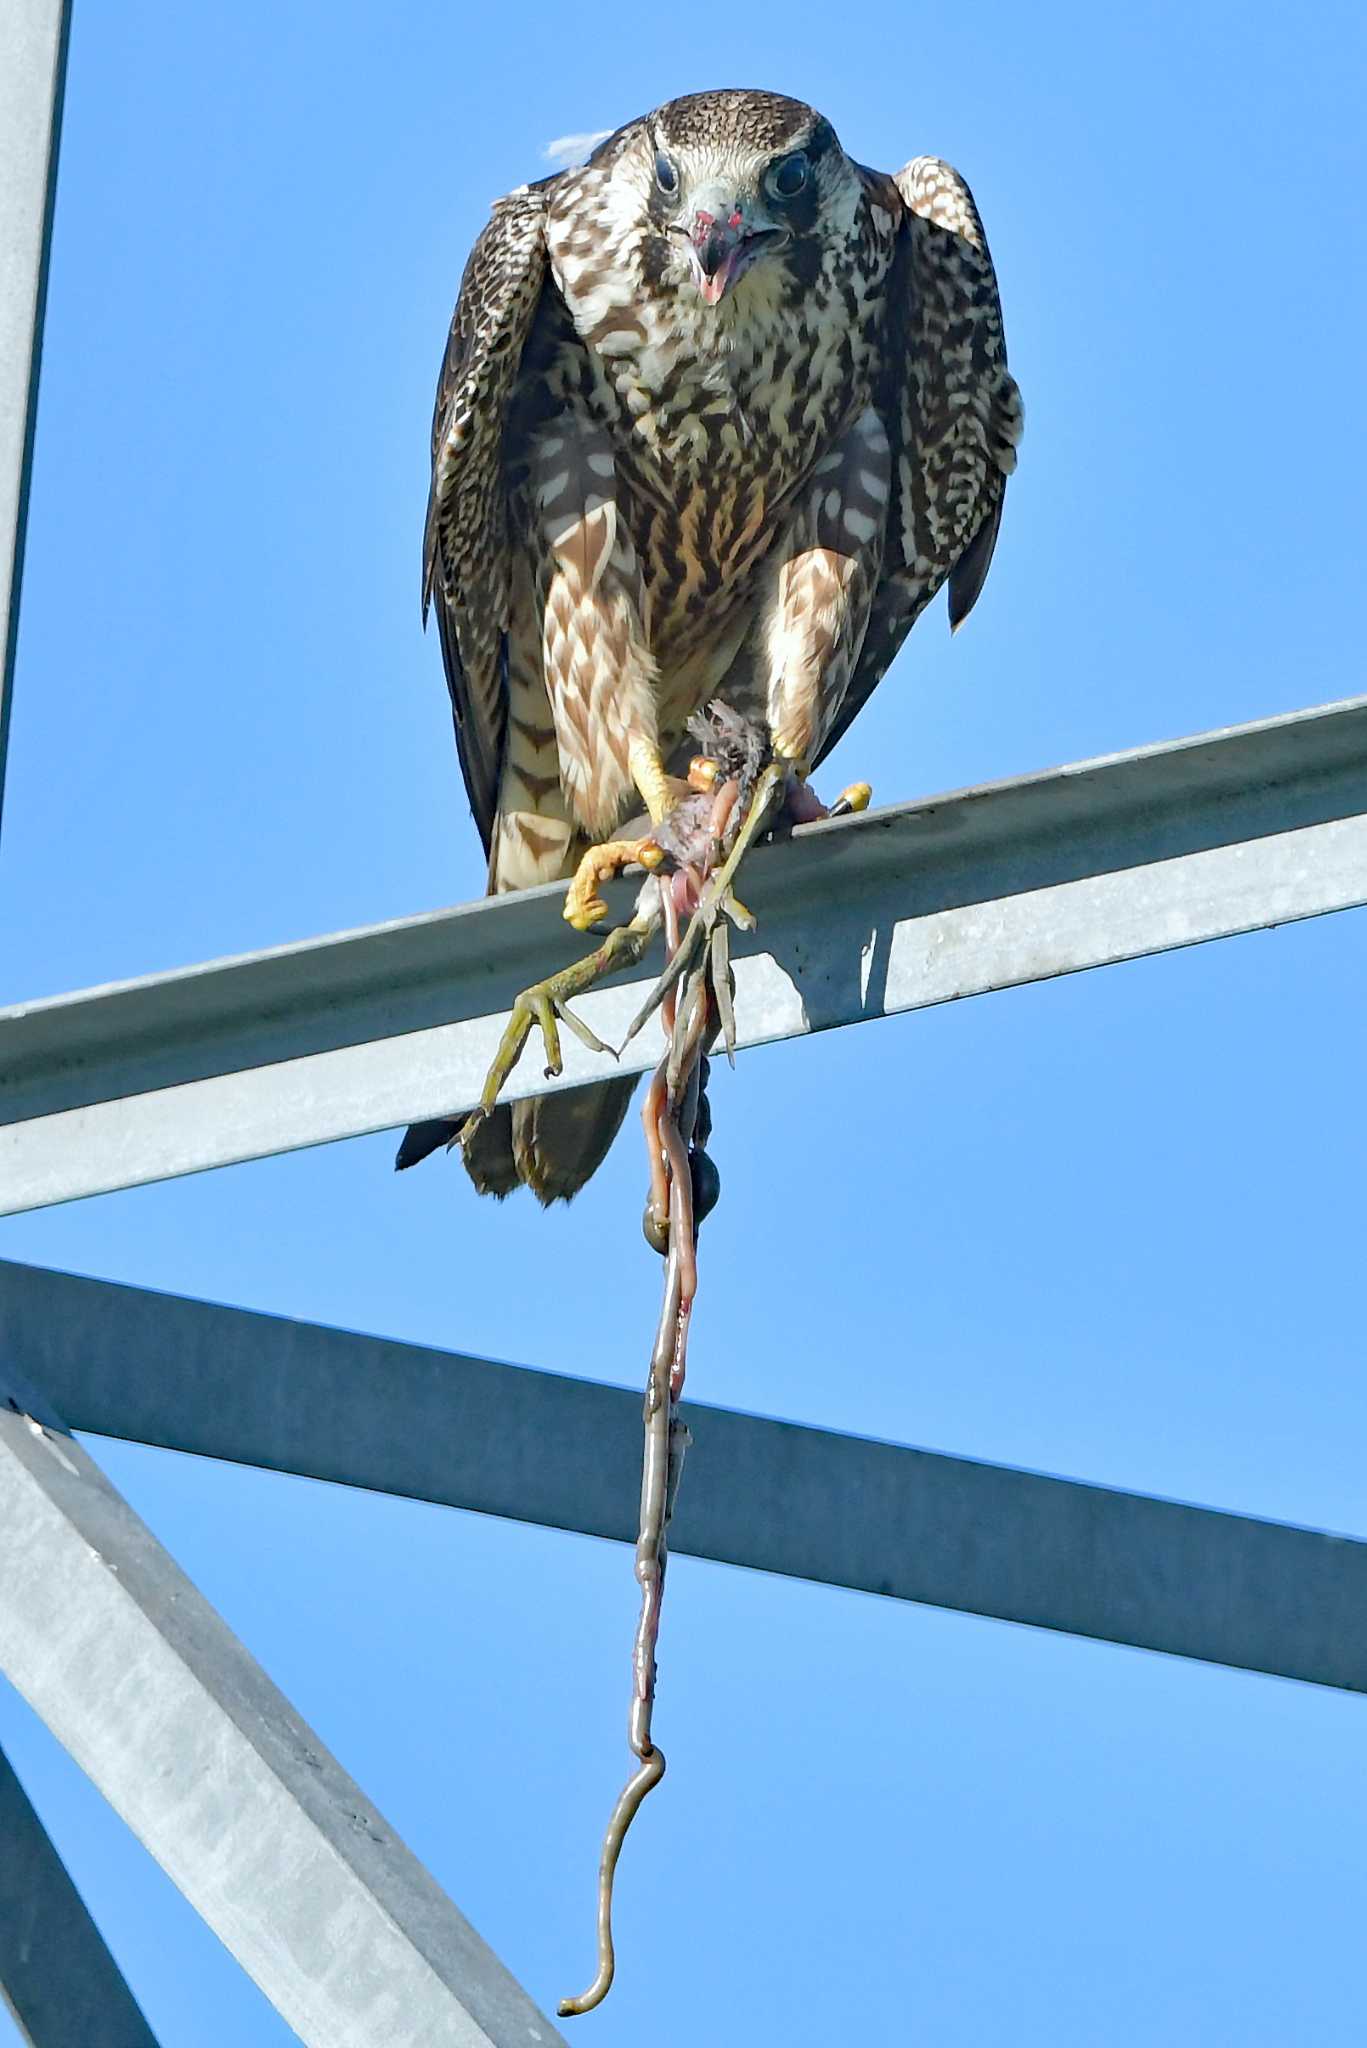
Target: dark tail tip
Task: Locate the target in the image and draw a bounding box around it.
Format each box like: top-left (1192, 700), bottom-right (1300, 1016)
top-left (394, 1117), bottom-right (463, 1172)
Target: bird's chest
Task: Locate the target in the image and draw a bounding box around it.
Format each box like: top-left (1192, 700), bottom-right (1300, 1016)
top-left (564, 279), bottom-right (869, 653)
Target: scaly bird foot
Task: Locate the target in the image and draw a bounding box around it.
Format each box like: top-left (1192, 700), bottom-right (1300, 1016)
top-left (564, 837), bottom-right (666, 933)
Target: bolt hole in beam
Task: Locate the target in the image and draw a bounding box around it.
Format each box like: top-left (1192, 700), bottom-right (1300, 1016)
top-left (2, 694), bottom-right (1367, 1215)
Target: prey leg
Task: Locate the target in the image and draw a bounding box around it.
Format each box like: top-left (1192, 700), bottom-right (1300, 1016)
top-left (621, 757), bottom-right (790, 1050)
top-left (620, 764), bottom-right (875, 1051)
top-left (462, 913), bottom-right (657, 1151)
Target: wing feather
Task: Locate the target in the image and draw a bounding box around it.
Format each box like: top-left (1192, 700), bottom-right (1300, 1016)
top-left (815, 157), bottom-right (1023, 770)
top-left (423, 181), bottom-right (551, 852)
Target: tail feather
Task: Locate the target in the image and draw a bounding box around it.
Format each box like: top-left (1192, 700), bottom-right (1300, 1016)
top-left (394, 1117), bottom-right (462, 1173)
top-left (455, 1105), bottom-right (524, 1198)
top-left (507, 1077), bottom-right (636, 1204)
top-left (396, 1079), bottom-right (635, 1202)
top-left (397, 702), bottom-right (636, 1200)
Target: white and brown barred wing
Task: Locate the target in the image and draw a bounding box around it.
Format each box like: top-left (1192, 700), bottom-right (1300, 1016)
top-left (815, 157), bottom-right (1023, 769)
top-left (423, 182), bottom-right (551, 852)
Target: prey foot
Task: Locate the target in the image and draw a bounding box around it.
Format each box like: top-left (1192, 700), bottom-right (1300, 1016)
top-left (462, 915), bottom-right (658, 1150)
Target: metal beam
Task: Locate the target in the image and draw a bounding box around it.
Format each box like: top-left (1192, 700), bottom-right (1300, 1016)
top-left (0, 1741), bottom-right (161, 2048)
top-left (6, 1259), bottom-right (1365, 1694)
top-left (4, 693), bottom-right (1367, 1215)
top-left (0, 1353), bottom-right (567, 2048)
top-left (0, 0), bottom-right (70, 844)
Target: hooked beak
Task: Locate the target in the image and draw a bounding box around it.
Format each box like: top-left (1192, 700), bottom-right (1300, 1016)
top-left (685, 203), bottom-right (784, 306)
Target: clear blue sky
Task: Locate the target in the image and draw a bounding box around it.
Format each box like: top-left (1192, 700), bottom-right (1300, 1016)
top-left (4, 1), bottom-right (1367, 2040)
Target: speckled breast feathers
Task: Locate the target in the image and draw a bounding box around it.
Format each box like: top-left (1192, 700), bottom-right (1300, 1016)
top-left (424, 90), bottom-right (1023, 884)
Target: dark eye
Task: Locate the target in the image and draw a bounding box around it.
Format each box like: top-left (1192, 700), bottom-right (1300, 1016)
top-left (766, 152), bottom-right (809, 201)
top-left (654, 150), bottom-right (679, 195)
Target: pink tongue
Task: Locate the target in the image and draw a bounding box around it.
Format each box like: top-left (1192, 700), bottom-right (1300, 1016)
top-left (700, 268), bottom-right (729, 306)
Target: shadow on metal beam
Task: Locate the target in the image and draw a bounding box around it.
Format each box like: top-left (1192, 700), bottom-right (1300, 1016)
top-left (4, 693), bottom-right (1367, 1213)
top-left (0, 1740), bottom-right (160, 2048)
top-left (4, 1259), bottom-right (1364, 1695)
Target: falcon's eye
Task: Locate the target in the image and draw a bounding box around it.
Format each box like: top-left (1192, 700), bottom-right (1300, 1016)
top-left (654, 151), bottom-right (679, 196)
top-left (765, 152), bottom-right (810, 201)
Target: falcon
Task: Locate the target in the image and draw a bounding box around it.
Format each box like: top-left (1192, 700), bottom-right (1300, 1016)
top-left (399, 89), bottom-right (1023, 1202)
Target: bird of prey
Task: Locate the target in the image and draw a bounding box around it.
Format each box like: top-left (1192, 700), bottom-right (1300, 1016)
top-left (399, 88), bottom-right (1023, 1202)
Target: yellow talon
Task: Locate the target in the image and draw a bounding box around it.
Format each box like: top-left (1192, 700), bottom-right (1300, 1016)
top-left (687, 755), bottom-right (721, 793)
top-left (834, 781), bottom-right (873, 815)
top-left (564, 836), bottom-right (663, 931)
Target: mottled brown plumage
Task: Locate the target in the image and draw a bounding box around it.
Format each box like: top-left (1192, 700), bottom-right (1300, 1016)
top-left (409, 88), bottom-right (1023, 1201)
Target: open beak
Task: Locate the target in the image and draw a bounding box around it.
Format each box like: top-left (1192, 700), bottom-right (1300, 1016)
top-left (690, 209), bottom-right (747, 305)
top-left (686, 202), bottom-right (782, 306)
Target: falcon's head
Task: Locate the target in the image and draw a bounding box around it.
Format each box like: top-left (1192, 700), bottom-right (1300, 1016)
top-left (593, 90), bottom-right (862, 309)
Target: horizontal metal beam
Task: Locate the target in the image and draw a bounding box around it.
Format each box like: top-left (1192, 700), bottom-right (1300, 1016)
top-left (0, 1347), bottom-right (567, 2048)
top-left (3, 694), bottom-right (1367, 1214)
top-left (0, 0), bottom-right (70, 842)
top-left (7, 1258), bottom-right (1365, 1694)
top-left (0, 1741), bottom-right (161, 2048)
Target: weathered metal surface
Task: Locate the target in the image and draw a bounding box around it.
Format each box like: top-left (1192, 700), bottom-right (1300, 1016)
top-left (0, 0), bottom-right (69, 843)
top-left (3, 694), bottom-right (1367, 1214)
top-left (0, 1352), bottom-right (566, 2048)
top-left (7, 1259), bottom-right (1365, 1693)
top-left (0, 1740), bottom-right (161, 2047)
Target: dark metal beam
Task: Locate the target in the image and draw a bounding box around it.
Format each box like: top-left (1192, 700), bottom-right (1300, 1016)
top-left (0, 1741), bottom-right (161, 2048)
top-left (0, 1347), bottom-right (567, 2048)
top-left (4, 693), bottom-right (1367, 1213)
top-left (6, 1259), bottom-right (1365, 1694)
